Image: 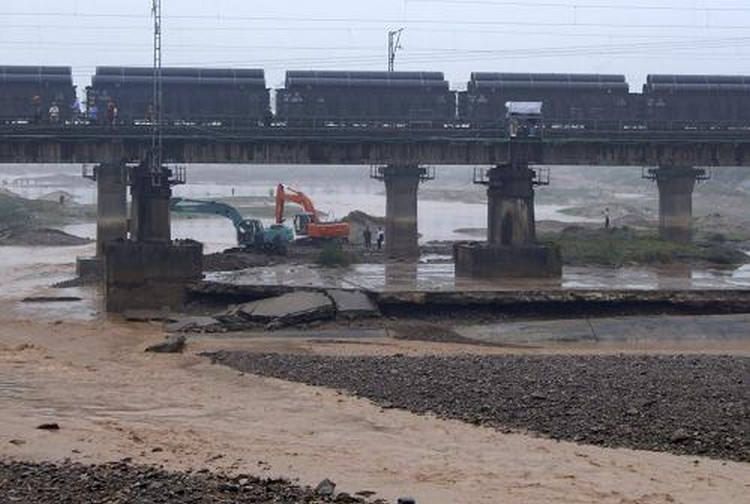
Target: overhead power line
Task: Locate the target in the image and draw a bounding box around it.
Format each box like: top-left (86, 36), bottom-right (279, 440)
top-left (2, 35), bottom-right (747, 63)
top-left (5, 23), bottom-right (746, 41)
top-left (2, 11), bottom-right (750, 31)
top-left (409, 0), bottom-right (750, 13)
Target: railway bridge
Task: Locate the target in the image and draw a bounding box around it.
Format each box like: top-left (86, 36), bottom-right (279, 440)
top-left (2, 124), bottom-right (750, 310)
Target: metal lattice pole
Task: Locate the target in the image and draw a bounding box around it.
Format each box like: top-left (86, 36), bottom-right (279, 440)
top-left (151, 0), bottom-right (163, 181)
top-left (388, 28), bottom-right (403, 73)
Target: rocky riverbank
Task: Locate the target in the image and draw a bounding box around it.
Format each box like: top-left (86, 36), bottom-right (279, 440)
top-left (0, 461), bottom-right (385, 504)
top-left (205, 353), bottom-right (749, 463)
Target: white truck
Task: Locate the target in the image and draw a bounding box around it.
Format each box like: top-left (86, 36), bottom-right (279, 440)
top-left (506, 101), bottom-right (543, 138)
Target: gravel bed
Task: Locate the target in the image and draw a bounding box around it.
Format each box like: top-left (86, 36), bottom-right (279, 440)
top-left (206, 352), bottom-right (750, 462)
top-left (0, 460), bottom-right (385, 504)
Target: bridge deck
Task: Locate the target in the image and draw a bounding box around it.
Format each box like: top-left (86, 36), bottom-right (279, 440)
top-left (1, 125), bottom-right (750, 166)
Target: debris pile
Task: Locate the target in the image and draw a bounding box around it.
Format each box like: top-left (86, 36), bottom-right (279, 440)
top-left (164, 290), bottom-right (382, 333)
top-left (0, 461), bottom-right (386, 503)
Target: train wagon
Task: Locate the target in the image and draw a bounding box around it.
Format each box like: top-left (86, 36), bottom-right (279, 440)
top-left (463, 72), bottom-right (631, 128)
top-left (86, 67), bottom-right (270, 126)
top-left (0, 66), bottom-right (76, 124)
top-left (643, 75), bottom-right (750, 128)
top-left (275, 70), bottom-right (456, 128)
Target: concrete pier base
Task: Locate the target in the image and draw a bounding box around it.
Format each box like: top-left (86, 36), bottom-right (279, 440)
top-left (130, 169), bottom-right (173, 243)
top-left (102, 163), bottom-right (197, 313)
top-left (646, 166), bottom-right (707, 244)
top-left (454, 242), bottom-right (562, 279)
top-left (77, 162), bottom-right (128, 280)
top-left (455, 163), bottom-right (561, 279)
top-left (104, 240), bottom-right (203, 313)
top-left (76, 256), bottom-right (103, 279)
top-left (373, 165), bottom-right (433, 259)
top-left (95, 162), bottom-right (129, 254)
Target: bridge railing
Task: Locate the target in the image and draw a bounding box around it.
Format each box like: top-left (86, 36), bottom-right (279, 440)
top-left (3, 115), bottom-right (750, 137)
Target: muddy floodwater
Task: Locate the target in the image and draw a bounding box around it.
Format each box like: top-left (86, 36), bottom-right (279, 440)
top-left (2, 166), bottom-right (750, 504)
top-left (3, 163), bottom-right (750, 290)
top-left (5, 163), bottom-right (587, 247)
top-left (208, 260), bottom-right (750, 292)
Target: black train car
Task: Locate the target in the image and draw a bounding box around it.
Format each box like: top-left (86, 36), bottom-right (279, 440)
top-left (463, 73), bottom-right (630, 128)
top-left (0, 66), bottom-right (75, 123)
top-left (643, 75), bottom-right (750, 127)
top-left (276, 71), bottom-right (455, 128)
top-left (87, 67), bottom-right (269, 125)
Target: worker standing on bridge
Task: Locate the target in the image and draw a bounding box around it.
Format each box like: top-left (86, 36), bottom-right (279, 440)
top-left (376, 228), bottom-right (384, 251)
top-left (48, 102), bottom-right (60, 124)
top-left (604, 207), bottom-right (611, 229)
top-left (31, 95), bottom-right (43, 124)
top-left (89, 103), bottom-right (99, 124)
top-left (107, 101), bottom-right (118, 127)
top-left (363, 226), bottom-right (372, 249)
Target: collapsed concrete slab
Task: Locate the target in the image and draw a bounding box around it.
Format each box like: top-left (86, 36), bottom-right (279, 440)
top-left (238, 291), bottom-right (335, 327)
top-left (326, 289), bottom-right (380, 320)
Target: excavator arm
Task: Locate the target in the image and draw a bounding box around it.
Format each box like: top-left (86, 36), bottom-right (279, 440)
top-left (275, 184), bottom-right (319, 223)
top-left (170, 197), bottom-right (262, 247)
top-left (274, 184), bottom-right (350, 241)
top-left (170, 197), bottom-right (246, 228)
top-left (170, 197), bottom-right (292, 254)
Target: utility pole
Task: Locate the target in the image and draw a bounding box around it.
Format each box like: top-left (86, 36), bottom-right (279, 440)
top-left (151, 0), bottom-right (163, 181)
top-left (388, 28), bottom-right (404, 73)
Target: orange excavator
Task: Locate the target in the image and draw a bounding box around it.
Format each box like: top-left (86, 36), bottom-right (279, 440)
top-left (275, 184), bottom-right (350, 241)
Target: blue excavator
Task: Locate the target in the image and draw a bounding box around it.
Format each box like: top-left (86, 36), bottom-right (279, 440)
top-left (169, 197), bottom-right (293, 255)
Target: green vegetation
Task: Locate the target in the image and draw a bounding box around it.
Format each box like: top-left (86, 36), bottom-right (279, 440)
top-left (0, 190), bottom-right (96, 238)
top-left (0, 191), bottom-right (38, 233)
top-left (316, 240), bottom-right (356, 268)
top-left (544, 226), bottom-right (748, 268)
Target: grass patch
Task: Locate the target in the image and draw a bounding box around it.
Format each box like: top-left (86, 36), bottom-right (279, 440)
top-left (0, 191), bottom-right (38, 233)
top-left (545, 226), bottom-right (747, 267)
top-left (316, 240), bottom-right (356, 268)
top-left (0, 191), bottom-right (96, 237)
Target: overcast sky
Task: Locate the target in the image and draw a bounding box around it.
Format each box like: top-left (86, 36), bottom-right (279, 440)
top-left (2, 0), bottom-right (750, 93)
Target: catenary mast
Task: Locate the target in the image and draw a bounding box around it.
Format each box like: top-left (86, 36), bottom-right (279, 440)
top-left (151, 0), bottom-right (163, 180)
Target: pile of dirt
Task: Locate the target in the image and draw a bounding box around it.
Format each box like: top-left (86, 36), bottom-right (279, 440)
top-left (0, 190), bottom-right (95, 241)
top-left (344, 211), bottom-right (385, 246)
top-left (0, 461), bottom-right (385, 503)
top-left (206, 352), bottom-right (750, 463)
top-left (0, 228), bottom-right (92, 246)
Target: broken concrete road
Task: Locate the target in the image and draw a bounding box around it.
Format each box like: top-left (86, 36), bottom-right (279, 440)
top-left (238, 291), bottom-right (336, 327)
top-left (326, 289), bottom-right (380, 320)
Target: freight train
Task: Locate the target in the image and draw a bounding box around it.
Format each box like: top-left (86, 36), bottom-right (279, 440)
top-left (0, 66), bottom-right (76, 123)
top-left (2, 65), bottom-right (750, 130)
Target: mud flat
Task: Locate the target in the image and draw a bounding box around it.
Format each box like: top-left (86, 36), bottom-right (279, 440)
top-left (206, 353), bottom-right (750, 463)
top-left (0, 461), bottom-right (382, 503)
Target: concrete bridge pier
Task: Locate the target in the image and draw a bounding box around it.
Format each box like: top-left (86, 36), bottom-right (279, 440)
top-left (455, 164), bottom-right (562, 279)
top-left (104, 165), bottom-right (203, 313)
top-left (644, 166), bottom-right (707, 244)
top-left (130, 170), bottom-right (173, 243)
top-left (76, 162), bottom-right (128, 279)
top-left (372, 164), bottom-right (434, 258)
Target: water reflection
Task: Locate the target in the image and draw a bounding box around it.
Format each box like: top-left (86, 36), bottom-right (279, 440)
top-left (384, 261), bottom-right (418, 291)
top-left (208, 260), bottom-right (750, 293)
